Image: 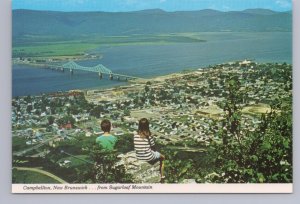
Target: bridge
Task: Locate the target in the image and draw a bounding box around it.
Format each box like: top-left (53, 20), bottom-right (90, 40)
top-left (41, 61), bottom-right (142, 81)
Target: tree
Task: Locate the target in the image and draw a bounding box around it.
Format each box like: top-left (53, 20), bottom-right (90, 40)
top-left (88, 147), bottom-right (133, 183)
top-left (90, 106), bottom-right (103, 118)
top-left (210, 72), bottom-right (292, 183)
top-left (24, 95), bottom-right (32, 103)
top-left (145, 85), bottom-right (150, 93)
top-left (218, 75), bottom-right (243, 147)
top-left (57, 115), bottom-right (75, 126)
top-left (47, 116), bottom-right (55, 125)
top-left (123, 109), bottom-right (130, 116)
top-left (26, 105), bottom-right (32, 113)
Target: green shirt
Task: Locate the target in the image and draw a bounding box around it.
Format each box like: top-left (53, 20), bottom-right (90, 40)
top-left (96, 135), bottom-right (117, 151)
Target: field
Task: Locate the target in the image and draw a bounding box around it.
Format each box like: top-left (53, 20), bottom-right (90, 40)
top-left (13, 33), bottom-right (206, 58)
top-left (57, 155), bottom-right (91, 168)
top-left (13, 42), bottom-right (99, 58)
top-left (12, 167), bottom-right (67, 184)
top-left (242, 103), bottom-right (272, 115)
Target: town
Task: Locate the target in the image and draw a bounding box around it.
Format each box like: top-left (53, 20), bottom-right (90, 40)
top-left (12, 60), bottom-right (292, 183)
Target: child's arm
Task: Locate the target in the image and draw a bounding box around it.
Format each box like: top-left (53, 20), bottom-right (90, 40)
top-left (149, 136), bottom-right (157, 151)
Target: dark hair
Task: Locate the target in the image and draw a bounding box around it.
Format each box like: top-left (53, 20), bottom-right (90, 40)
top-left (138, 118), bottom-right (151, 138)
top-left (101, 119), bottom-right (111, 132)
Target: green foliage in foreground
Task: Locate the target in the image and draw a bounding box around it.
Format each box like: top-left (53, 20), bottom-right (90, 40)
top-left (208, 74), bottom-right (292, 183)
top-left (160, 149), bottom-right (213, 183)
top-left (158, 65), bottom-right (292, 183)
top-left (87, 148), bottom-right (133, 183)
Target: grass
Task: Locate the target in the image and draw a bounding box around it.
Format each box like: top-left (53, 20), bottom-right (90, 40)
top-left (57, 155), bottom-right (91, 167)
top-left (174, 115), bottom-right (189, 123)
top-left (12, 167), bottom-right (66, 184)
top-left (242, 103), bottom-right (271, 116)
top-left (196, 105), bottom-right (224, 120)
top-left (13, 42), bottom-right (99, 58)
top-left (13, 33), bottom-right (207, 58)
top-left (131, 109), bottom-right (158, 119)
top-left (12, 137), bottom-right (28, 152)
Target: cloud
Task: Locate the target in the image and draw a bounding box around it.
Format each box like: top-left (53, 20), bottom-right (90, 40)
top-left (160, 0), bottom-right (167, 3)
top-left (275, 0), bottom-right (291, 8)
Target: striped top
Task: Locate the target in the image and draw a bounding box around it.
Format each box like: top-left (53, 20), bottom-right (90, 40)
top-left (134, 134), bottom-right (156, 161)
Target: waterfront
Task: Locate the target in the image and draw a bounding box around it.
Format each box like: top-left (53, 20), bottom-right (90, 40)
top-left (13, 32), bottom-right (292, 97)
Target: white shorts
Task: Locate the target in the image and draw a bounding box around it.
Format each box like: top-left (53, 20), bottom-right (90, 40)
top-left (152, 151), bottom-right (161, 160)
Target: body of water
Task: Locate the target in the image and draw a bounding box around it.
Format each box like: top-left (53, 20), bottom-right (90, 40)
top-left (13, 32), bottom-right (292, 97)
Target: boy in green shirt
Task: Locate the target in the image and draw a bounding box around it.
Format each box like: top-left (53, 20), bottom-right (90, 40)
top-left (96, 119), bottom-right (117, 151)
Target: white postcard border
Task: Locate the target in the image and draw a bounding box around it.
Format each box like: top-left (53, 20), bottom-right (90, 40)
top-left (12, 183), bottom-right (293, 194)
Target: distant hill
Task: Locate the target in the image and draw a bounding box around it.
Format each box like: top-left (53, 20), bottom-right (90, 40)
top-left (242, 8), bottom-right (278, 15)
top-left (12, 9), bottom-right (292, 39)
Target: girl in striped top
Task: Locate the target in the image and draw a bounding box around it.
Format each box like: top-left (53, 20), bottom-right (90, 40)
top-left (134, 118), bottom-right (165, 181)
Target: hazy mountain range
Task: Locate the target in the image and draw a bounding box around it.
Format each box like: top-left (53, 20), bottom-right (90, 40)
top-left (13, 8), bottom-right (292, 39)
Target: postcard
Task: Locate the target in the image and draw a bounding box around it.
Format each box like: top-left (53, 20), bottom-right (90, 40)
top-left (12, 0), bottom-right (293, 193)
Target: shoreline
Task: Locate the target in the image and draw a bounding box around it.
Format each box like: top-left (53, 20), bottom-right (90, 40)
top-left (12, 60), bottom-right (292, 98)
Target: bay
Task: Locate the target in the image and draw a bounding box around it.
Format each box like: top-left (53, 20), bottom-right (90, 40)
top-left (12, 32), bottom-right (292, 97)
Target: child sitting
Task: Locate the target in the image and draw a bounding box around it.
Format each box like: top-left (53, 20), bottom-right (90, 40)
top-left (96, 119), bottom-right (117, 151)
top-left (134, 118), bottom-right (165, 181)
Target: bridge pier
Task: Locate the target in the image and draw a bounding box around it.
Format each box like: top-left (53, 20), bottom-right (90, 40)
top-left (98, 72), bottom-right (103, 79)
top-left (110, 74), bottom-right (113, 80)
top-left (61, 68), bottom-right (64, 72)
top-left (70, 69), bottom-right (73, 75)
top-left (117, 76), bottom-right (120, 81)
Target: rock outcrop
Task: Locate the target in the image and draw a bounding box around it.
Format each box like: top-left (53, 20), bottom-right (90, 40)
top-left (117, 151), bottom-right (161, 183)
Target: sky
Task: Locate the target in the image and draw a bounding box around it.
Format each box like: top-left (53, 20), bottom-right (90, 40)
top-left (12, 0), bottom-right (292, 12)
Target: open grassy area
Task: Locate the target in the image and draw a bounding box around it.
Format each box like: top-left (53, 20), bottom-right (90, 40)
top-left (173, 115), bottom-right (189, 123)
top-left (12, 137), bottom-right (28, 152)
top-left (57, 155), bottom-right (91, 168)
top-left (12, 167), bottom-right (66, 184)
top-left (131, 109), bottom-right (159, 119)
top-left (13, 33), bottom-right (206, 58)
top-left (196, 104), bottom-right (224, 120)
top-left (242, 103), bottom-right (271, 116)
top-left (13, 42), bottom-right (99, 58)
top-left (195, 103), bottom-right (271, 120)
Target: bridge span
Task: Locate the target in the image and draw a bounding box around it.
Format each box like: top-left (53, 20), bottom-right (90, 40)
top-left (40, 61), bottom-right (143, 81)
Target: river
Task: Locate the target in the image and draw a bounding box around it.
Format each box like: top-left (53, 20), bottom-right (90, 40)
top-left (12, 32), bottom-right (292, 97)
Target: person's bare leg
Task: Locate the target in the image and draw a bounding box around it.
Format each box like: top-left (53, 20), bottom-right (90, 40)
top-left (159, 154), bottom-right (165, 182)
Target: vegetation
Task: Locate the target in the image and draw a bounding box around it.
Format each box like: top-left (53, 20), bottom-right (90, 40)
top-left (13, 34), bottom-right (206, 58)
top-left (12, 137), bottom-right (28, 152)
top-left (158, 64), bottom-right (292, 183)
top-left (209, 70), bottom-right (292, 183)
top-left (13, 9), bottom-right (291, 41)
top-left (12, 62), bottom-right (292, 184)
top-left (88, 148), bottom-right (133, 183)
top-left (12, 168), bottom-right (62, 184)
top-left (13, 42), bottom-right (99, 58)
top-left (12, 131), bottom-right (134, 183)
top-left (115, 133), bottom-right (134, 153)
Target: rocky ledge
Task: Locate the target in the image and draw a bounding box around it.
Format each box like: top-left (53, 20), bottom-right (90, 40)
top-left (117, 151), bottom-right (161, 183)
